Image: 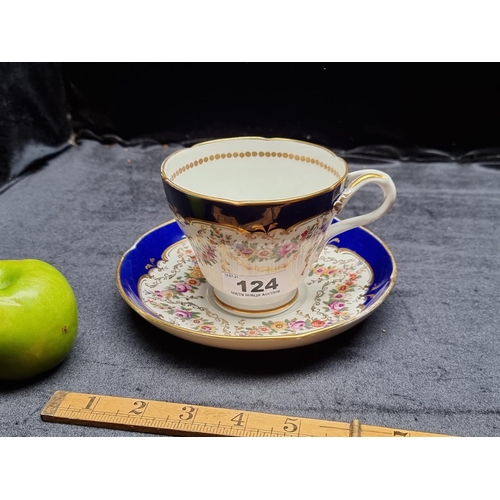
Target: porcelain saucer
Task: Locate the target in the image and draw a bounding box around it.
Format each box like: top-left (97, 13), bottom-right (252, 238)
top-left (116, 219), bottom-right (397, 351)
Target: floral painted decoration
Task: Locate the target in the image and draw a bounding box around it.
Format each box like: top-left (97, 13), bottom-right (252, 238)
top-left (139, 239), bottom-right (373, 338)
top-left (178, 211), bottom-right (333, 270)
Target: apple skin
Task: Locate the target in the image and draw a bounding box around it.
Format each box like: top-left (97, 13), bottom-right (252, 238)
top-left (0, 259), bottom-right (78, 381)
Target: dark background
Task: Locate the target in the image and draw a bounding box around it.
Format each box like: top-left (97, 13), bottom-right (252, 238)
top-left (1, 62), bottom-right (500, 185)
top-left (65, 63), bottom-right (500, 154)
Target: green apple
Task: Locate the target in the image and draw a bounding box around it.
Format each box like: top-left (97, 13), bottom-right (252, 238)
top-left (0, 259), bottom-right (78, 381)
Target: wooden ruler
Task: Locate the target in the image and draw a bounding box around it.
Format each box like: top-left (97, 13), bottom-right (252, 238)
top-left (41, 391), bottom-right (449, 437)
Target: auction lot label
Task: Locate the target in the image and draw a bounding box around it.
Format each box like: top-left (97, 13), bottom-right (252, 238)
top-left (221, 270), bottom-right (291, 299)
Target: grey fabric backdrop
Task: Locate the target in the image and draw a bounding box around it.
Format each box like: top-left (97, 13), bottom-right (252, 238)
top-left (1, 140), bottom-right (499, 437)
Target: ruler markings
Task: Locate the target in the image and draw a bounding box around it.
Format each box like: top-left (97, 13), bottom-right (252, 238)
top-left (40, 391), bottom-right (450, 437)
top-left (319, 424), bottom-right (350, 431)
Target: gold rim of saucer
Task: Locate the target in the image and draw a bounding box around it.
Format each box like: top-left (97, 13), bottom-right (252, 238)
top-left (160, 136), bottom-right (349, 207)
top-left (212, 288), bottom-right (300, 317)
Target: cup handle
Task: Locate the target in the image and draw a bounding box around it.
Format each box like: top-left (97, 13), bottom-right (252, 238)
top-left (326, 169), bottom-right (397, 240)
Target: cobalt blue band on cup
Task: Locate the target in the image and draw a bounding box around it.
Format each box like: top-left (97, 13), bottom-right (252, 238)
top-left (160, 137), bottom-right (396, 317)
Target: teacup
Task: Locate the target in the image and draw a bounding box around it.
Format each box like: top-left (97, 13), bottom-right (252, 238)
top-left (160, 137), bottom-right (396, 317)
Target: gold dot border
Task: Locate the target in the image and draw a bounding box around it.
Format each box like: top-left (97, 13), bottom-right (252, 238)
top-left (169, 151), bottom-right (341, 182)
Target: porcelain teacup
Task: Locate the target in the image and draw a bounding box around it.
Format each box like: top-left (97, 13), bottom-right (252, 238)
top-left (160, 137), bottom-right (396, 316)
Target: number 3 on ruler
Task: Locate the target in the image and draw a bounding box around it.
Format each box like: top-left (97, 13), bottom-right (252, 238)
top-left (179, 406), bottom-right (196, 420)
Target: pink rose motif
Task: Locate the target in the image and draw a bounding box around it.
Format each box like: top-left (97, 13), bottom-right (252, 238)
top-left (174, 309), bottom-right (192, 318)
top-left (289, 320), bottom-right (306, 330)
top-left (277, 242), bottom-right (297, 257)
top-left (334, 293), bottom-right (344, 299)
top-left (311, 320), bottom-right (326, 327)
top-left (175, 283), bottom-right (191, 293)
top-left (235, 243), bottom-right (254, 256)
top-left (328, 302), bottom-right (346, 311)
top-left (202, 245), bottom-right (216, 260)
top-left (300, 230), bottom-right (309, 240)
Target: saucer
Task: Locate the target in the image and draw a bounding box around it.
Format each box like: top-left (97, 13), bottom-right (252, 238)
top-left (116, 219), bottom-right (397, 350)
